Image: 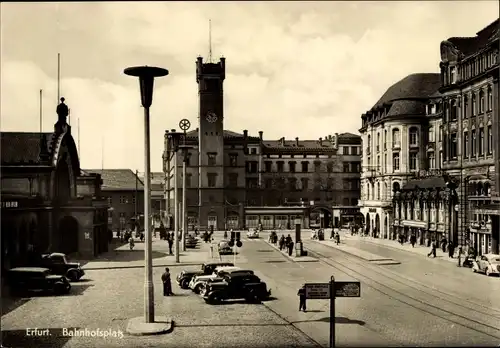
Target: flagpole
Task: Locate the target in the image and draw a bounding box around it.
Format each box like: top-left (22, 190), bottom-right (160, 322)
top-left (39, 89), bottom-right (43, 133)
top-left (78, 118), bottom-right (81, 155)
top-left (57, 53), bottom-right (61, 102)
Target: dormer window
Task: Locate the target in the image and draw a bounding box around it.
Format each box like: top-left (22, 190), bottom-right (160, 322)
top-left (450, 66), bottom-right (457, 84)
top-left (450, 100), bottom-right (457, 121)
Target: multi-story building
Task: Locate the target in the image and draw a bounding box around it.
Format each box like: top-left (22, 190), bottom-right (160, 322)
top-left (85, 169), bottom-right (144, 231)
top-left (1, 98), bottom-right (109, 267)
top-left (359, 73), bottom-right (442, 238)
top-left (163, 55), bottom-right (362, 231)
top-left (438, 18), bottom-right (499, 253)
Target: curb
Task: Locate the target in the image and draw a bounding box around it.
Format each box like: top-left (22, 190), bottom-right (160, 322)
top-left (83, 262), bottom-right (205, 271)
top-left (126, 317), bottom-right (174, 336)
top-left (264, 240), bottom-right (319, 263)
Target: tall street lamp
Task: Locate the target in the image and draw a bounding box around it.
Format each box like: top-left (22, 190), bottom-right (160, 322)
top-left (178, 119), bottom-right (192, 252)
top-left (167, 130), bottom-right (182, 263)
top-left (124, 65), bottom-right (171, 334)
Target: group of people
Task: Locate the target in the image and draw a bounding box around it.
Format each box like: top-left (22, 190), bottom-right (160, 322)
top-left (278, 234), bottom-right (295, 256)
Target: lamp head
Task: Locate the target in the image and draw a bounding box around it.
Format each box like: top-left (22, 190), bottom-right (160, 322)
top-left (124, 66), bottom-right (169, 108)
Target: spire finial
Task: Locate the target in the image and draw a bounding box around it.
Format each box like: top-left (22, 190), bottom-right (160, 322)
top-left (56, 96), bottom-right (69, 124)
top-left (208, 19), bottom-right (212, 63)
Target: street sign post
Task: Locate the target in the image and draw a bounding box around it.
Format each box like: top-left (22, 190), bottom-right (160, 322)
top-left (304, 277), bottom-right (361, 348)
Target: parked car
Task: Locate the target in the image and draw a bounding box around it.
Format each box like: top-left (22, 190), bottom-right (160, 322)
top-left (7, 267), bottom-right (71, 296)
top-left (30, 253), bottom-right (85, 282)
top-left (189, 267), bottom-right (254, 294)
top-left (201, 273), bottom-right (271, 304)
top-left (218, 240), bottom-right (233, 255)
top-left (472, 254), bottom-right (500, 276)
top-left (176, 262), bottom-right (234, 289)
top-left (247, 230), bottom-right (259, 239)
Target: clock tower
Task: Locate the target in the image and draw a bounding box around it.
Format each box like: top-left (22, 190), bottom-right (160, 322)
top-left (196, 56), bottom-right (225, 229)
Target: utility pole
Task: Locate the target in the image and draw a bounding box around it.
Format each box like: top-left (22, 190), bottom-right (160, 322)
top-left (135, 169), bottom-right (138, 233)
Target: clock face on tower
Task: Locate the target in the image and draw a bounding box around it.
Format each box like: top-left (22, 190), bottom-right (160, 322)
top-left (206, 111), bottom-right (218, 123)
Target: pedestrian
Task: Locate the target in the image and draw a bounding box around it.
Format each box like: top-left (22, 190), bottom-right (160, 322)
top-left (288, 240), bottom-right (294, 256)
top-left (161, 267), bottom-right (173, 296)
top-left (335, 232), bottom-right (340, 245)
top-left (457, 245), bottom-right (463, 267)
top-left (129, 237), bottom-right (135, 250)
top-left (285, 234), bottom-right (292, 247)
top-left (297, 284), bottom-right (307, 312)
top-left (140, 232), bottom-right (144, 242)
top-left (441, 237), bottom-right (447, 253)
top-left (448, 241), bottom-right (454, 258)
top-left (279, 235), bottom-right (285, 250)
top-left (427, 239), bottom-right (436, 258)
top-left (410, 234), bottom-right (416, 248)
top-left (168, 236), bottom-right (173, 255)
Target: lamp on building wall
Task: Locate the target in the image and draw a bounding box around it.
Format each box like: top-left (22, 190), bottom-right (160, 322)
top-left (124, 65), bottom-right (170, 333)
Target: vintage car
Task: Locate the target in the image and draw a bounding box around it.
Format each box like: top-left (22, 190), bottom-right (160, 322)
top-left (189, 267), bottom-right (254, 294)
top-left (218, 240), bottom-right (233, 255)
top-left (7, 267), bottom-right (71, 296)
top-left (30, 253), bottom-right (85, 282)
top-left (185, 235), bottom-right (199, 249)
top-left (472, 254), bottom-right (500, 276)
top-left (247, 230), bottom-right (259, 239)
top-left (201, 273), bottom-right (271, 304)
top-left (176, 262), bottom-right (234, 289)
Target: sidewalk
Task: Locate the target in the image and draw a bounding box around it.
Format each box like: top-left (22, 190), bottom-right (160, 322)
top-left (75, 236), bottom-right (218, 270)
top-left (264, 239), bottom-right (318, 262)
top-left (338, 230), bottom-right (460, 264)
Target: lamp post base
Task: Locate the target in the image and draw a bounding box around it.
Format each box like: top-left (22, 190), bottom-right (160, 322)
top-left (126, 316), bottom-right (174, 336)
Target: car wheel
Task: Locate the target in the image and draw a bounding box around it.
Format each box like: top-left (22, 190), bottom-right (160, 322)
top-left (207, 292), bottom-right (221, 304)
top-left (180, 278), bottom-right (189, 289)
top-left (54, 283), bottom-right (67, 295)
top-left (194, 284), bottom-right (203, 294)
top-left (67, 270), bottom-right (79, 282)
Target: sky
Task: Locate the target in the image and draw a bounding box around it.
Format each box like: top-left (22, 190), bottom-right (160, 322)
top-left (1, 2), bottom-right (498, 172)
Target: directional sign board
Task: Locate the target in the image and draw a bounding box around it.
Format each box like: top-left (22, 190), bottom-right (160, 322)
top-left (305, 283), bottom-right (330, 299)
top-left (334, 281), bottom-right (361, 297)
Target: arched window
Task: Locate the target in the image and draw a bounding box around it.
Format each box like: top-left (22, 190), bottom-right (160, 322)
top-left (487, 88), bottom-right (493, 111)
top-left (472, 93), bottom-right (477, 115)
top-left (428, 126), bottom-right (435, 142)
top-left (393, 182), bottom-right (400, 192)
top-left (377, 182), bottom-right (380, 200)
top-left (383, 182), bottom-right (387, 200)
top-left (450, 100), bottom-right (457, 121)
top-left (367, 183), bottom-right (370, 200)
top-left (377, 133), bottom-right (380, 152)
top-left (384, 130), bottom-right (387, 150)
top-left (409, 127), bottom-right (418, 146)
top-left (367, 134), bottom-right (371, 153)
top-left (392, 128), bottom-right (400, 148)
top-left (463, 95), bottom-right (469, 118)
top-left (479, 90), bottom-right (485, 113)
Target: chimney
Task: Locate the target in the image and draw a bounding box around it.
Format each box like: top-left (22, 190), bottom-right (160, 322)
top-left (243, 129), bottom-right (248, 153)
top-left (258, 131), bottom-right (263, 140)
top-left (319, 137), bottom-right (323, 146)
top-left (334, 133), bottom-right (339, 150)
top-left (243, 129), bottom-right (248, 139)
top-left (280, 137), bottom-right (285, 146)
top-left (295, 137), bottom-right (299, 146)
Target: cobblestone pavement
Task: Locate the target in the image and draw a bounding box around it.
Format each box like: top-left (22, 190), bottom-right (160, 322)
top-left (246, 232), bottom-right (500, 347)
top-left (0, 233), bottom-right (316, 348)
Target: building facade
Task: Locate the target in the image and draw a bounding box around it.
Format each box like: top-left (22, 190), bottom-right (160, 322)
top-left (163, 56), bottom-right (362, 231)
top-left (359, 73), bottom-right (442, 238)
top-left (438, 19), bottom-right (499, 253)
top-left (85, 169), bottom-right (144, 232)
top-left (1, 99), bottom-right (109, 271)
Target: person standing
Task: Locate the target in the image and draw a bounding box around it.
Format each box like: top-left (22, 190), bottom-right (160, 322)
top-left (410, 234), bottom-right (416, 248)
top-left (335, 232), bottom-right (340, 245)
top-left (427, 239), bottom-right (437, 258)
top-left (161, 267), bottom-right (173, 296)
top-left (448, 241), bottom-right (455, 258)
top-left (288, 240), bottom-right (294, 256)
top-left (279, 235), bottom-right (285, 250)
top-left (297, 284), bottom-right (307, 312)
top-left (168, 235), bottom-right (173, 255)
top-left (457, 245), bottom-right (463, 267)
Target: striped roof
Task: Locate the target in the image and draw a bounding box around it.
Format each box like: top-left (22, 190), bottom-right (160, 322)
top-left (1, 132), bottom-right (53, 164)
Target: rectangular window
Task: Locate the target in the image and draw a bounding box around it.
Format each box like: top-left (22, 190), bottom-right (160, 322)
top-left (265, 161), bottom-right (272, 172)
top-left (186, 174), bottom-right (192, 188)
top-left (277, 161), bottom-right (284, 172)
top-left (246, 178), bottom-right (258, 189)
top-left (487, 125), bottom-right (493, 154)
top-left (289, 162), bottom-right (296, 173)
top-left (301, 178), bottom-right (309, 191)
top-left (384, 154), bottom-right (387, 173)
top-left (314, 161), bottom-right (321, 172)
top-left (207, 152), bottom-right (216, 166)
top-left (350, 146), bottom-right (358, 155)
top-left (120, 196), bottom-right (127, 204)
top-left (376, 156), bottom-right (380, 171)
top-left (463, 132), bottom-right (468, 158)
top-left (343, 180), bottom-right (350, 190)
top-left (228, 173), bottom-right (238, 187)
top-left (450, 133), bottom-right (457, 159)
top-left (301, 161), bottom-right (309, 173)
top-left (207, 173), bottom-right (217, 188)
top-left (343, 163), bottom-right (350, 173)
top-left (343, 198), bottom-right (349, 206)
top-left (471, 130), bottom-right (476, 156)
top-left (479, 128), bottom-right (485, 155)
top-left (289, 178), bottom-right (297, 191)
top-left (108, 197), bottom-right (112, 205)
top-left (409, 153), bottom-right (417, 170)
top-left (429, 153), bottom-right (435, 170)
top-left (429, 127), bottom-right (435, 142)
top-left (393, 153), bottom-right (400, 171)
top-left (327, 178), bottom-right (334, 190)
top-left (343, 147), bottom-right (349, 155)
top-left (229, 154), bottom-right (238, 167)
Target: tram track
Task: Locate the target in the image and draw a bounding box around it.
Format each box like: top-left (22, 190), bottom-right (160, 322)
top-left (306, 245), bottom-right (500, 341)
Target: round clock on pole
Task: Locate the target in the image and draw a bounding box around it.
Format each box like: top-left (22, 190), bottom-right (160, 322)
top-left (206, 111), bottom-right (218, 123)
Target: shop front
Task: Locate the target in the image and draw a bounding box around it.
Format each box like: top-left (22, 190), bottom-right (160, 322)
top-left (243, 206), bottom-right (310, 230)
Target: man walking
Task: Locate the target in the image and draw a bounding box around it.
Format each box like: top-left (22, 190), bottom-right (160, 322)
top-left (297, 284), bottom-right (307, 312)
top-left (168, 235), bottom-right (173, 255)
top-left (288, 239), bottom-right (294, 256)
top-left (161, 267), bottom-right (173, 296)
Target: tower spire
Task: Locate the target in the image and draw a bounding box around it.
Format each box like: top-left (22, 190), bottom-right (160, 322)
top-left (208, 19), bottom-right (212, 63)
